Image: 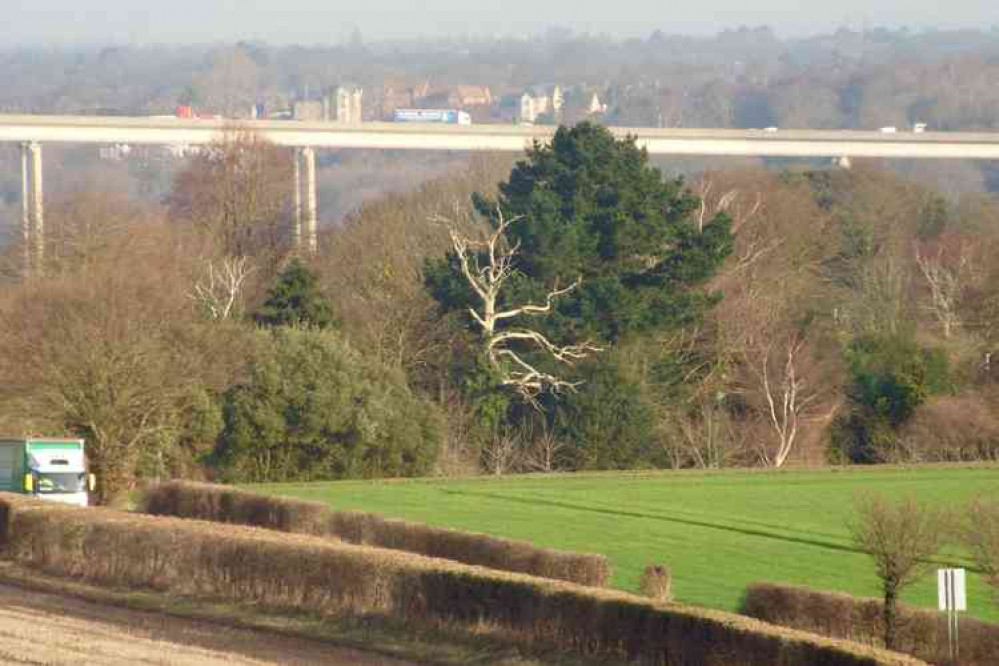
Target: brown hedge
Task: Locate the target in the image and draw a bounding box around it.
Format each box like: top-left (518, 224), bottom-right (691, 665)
top-left (0, 493), bottom-right (926, 666)
top-left (142, 480), bottom-right (610, 587)
top-left (742, 582), bottom-right (999, 666)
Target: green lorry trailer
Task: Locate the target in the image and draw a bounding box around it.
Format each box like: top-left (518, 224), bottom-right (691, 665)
top-left (0, 438), bottom-right (93, 506)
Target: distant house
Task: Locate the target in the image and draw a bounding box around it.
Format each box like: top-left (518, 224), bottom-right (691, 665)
top-left (560, 86), bottom-right (608, 124)
top-left (454, 85), bottom-right (492, 108)
top-left (417, 85), bottom-right (492, 111)
top-left (585, 92), bottom-right (607, 115)
top-left (412, 81), bottom-right (431, 101)
top-left (519, 85), bottom-right (563, 123)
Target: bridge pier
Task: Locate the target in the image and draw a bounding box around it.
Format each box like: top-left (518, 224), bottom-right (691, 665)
top-left (20, 141), bottom-right (44, 276)
top-left (293, 149), bottom-right (302, 248)
top-left (293, 147), bottom-right (318, 254)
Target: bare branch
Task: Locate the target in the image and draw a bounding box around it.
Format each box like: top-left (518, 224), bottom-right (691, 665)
top-left (915, 243), bottom-right (964, 339)
top-left (188, 255), bottom-right (256, 320)
top-left (438, 205), bottom-right (602, 402)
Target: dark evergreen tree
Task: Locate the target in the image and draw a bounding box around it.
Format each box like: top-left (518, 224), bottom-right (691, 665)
top-left (427, 122), bottom-right (733, 345)
top-left (254, 258), bottom-right (335, 329)
top-left (425, 123), bottom-right (733, 469)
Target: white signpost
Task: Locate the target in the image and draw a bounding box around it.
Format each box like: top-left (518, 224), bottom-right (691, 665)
top-left (938, 568), bottom-right (967, 663)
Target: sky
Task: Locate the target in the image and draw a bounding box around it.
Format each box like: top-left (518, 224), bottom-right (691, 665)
top-left (2, 0), bottom-right (997, 46)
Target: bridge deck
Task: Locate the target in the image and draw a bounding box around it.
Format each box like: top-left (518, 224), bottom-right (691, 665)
top-left (1, 114), bottom-right (998, 159)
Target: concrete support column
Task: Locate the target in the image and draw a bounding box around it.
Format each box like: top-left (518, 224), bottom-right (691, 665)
top-left (29, 142), bottom-right (44, 271)
top-left (19, 141), bottom-right (45, 276)
top-left (302, 147), bottom-right (318, 254)
top-left (20, 143), bottom-right (30, 276)
top-left (293, 148), bottom-right (303, 249)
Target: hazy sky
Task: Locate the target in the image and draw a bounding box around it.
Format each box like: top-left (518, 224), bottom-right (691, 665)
top-left (3, 0), bottom-right (997, 46)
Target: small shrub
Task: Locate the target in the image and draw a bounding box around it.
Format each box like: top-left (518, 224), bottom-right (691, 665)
top-left (639, 564), bottom-right (673, 603)
top-left (848, 494), bottom-right (946, 650)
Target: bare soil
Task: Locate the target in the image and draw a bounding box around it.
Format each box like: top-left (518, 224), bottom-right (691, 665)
top-left (0, 583), bottom-right (416, 666)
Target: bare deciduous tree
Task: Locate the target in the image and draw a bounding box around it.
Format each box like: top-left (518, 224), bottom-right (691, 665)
top-left (727, 289), bottom-right (819, 469)
top-left (0, 252), bottom-right (201, 504)
top-left (523, 425), bottom-right (568, 473)
top-left (440, 206), bottom-right (601, 402)
top-left (167, 127), bottom-right (293, 262)
top-left (189, 256), bottom-right (256, 320)
top-left (672, 400), bottom-right (743, 469)
top-left (482, 428), bottom-right (521, 476)
top-left (914, 242), bottom-right (968, 339)
top-left (696, 179), bottom-right (762, 235)
top-left (849, 494), bottom-right (947, 650)
top-left (317, 155), bottom-right (514, 389)
top-left (755, 332), bottom-right (815, 468)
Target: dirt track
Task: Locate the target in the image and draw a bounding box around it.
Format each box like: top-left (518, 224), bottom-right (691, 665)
top-left (0, 583), bottom-right (415, 665)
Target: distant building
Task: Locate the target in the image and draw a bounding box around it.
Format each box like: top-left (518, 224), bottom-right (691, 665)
top-left (293, 100), bottom-right (324, 122)
top-left (294, 86), bottom-right (364, 123)
top-left (454, 85), bottom-right (492, 108)
top-left (585, 92), bottom-right (607, 115)
top-left (329, 85), bottom-right (363, 123)
top-left (519, 85), bottom-right (564, 123)
top-left (380, 80), bottom-right (430, 119)
top-left (561, 86), bottom-right (607, 123)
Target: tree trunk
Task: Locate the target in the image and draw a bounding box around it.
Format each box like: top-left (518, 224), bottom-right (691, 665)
top-left (89, 449), bottom-right (132, 507)
top-left (883, 584), bottom-right (898, 650)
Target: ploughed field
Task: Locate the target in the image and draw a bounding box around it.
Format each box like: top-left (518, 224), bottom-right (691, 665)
top-left (0, 583), bottom-right (413, 666)
top-left (253, 465), bottom-right (999, 622)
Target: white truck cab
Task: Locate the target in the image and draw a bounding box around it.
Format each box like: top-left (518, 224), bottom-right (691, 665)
top-left (0, 438), bottom-right (94, 506)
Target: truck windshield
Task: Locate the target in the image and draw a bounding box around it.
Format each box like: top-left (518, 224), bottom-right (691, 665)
top-left (35, 472), bottom-right (85, 494)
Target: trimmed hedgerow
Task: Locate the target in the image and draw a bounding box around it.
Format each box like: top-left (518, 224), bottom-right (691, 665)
top-left (1, 494), bottom-right (925, 666)
top-left (142, 480), bottom-right (610, 587)
top-left (742, 582), bottom-right (999, 666)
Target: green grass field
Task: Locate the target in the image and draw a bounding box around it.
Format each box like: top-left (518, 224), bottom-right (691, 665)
top-left (252, 465), bottom-right (999, 622)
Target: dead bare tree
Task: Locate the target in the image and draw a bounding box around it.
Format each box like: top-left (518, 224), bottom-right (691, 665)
top-left (189, 256), bottom-right (256, 320)
top-left (678, 401), bottom-right (742, 469)
top-left (915, 244), bottom-right (965, 339)
top-left (755, 332), bottom-right (815, 468)
top-left (695, 176), bottom-right (762, 234)
top-left (523, 425), bottom-right (568, 473)
top-left (439, 206), bottom-right (601, 402)
top-left (725, 284), bottom-right (820, 469)
top-left (482, 428), bottom-right (522, 476)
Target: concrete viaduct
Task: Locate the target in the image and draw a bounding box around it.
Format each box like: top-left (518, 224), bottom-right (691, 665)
top-left (3, 113), bottom-right (999, 272)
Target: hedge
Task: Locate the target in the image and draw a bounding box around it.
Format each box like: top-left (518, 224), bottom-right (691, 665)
top-left (142, 480), bottom-right (610, 587)
top-left (742, 582), bottom-right (999, 666)
top-left (0, 494), bottom-right (926, 666)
